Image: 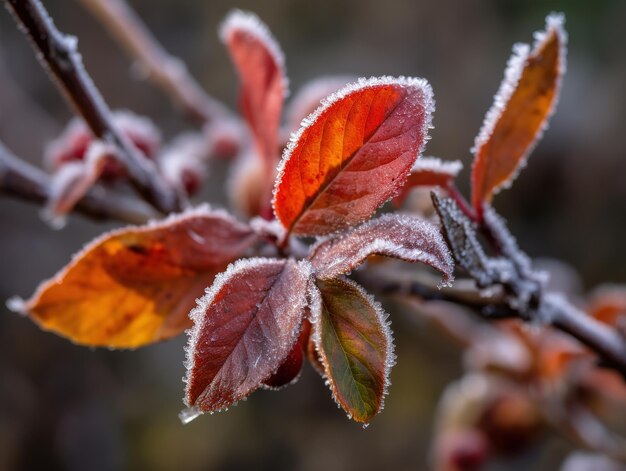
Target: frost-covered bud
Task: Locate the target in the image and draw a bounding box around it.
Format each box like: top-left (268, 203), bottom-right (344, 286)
top-left (45, 110), bottom-right (161, 181)
top-left (159, 134), bottom-right (208, 196)
top-left (205, 119), bottom-right (244, 160)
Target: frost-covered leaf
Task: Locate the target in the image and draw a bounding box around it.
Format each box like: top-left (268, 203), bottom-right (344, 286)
top-left (308, 213), bottom-right (454, 282)
top-left (431, 193), bottom-right (496, 287)
top-left (220, 10), bottom-right (286, 166)
top-left (273, 76), bottom-right (434, 236)
top-left (11, 207), bottom-right (257, 348)
top-left (184, 258), bottom-right (311, 414)
top-left (471, 14), bottom-right (567, 216)
top-left (393, 157), bottom-right (463, 207)
top-left (311, 278), bottom-right (394, 423)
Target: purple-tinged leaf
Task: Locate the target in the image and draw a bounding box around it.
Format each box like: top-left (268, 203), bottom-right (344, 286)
top-left (310, 278), bottom-right (395, 423)
top-left (308, 213), bottom-right (454, 283)
top-left (183, 258), bottom-right (312, 416)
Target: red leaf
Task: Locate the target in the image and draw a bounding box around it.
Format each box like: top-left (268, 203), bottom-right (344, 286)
top-left (310, 278), bottom-right (394, 423)
top-left (393, 157), bottom-right (463, 207)
top-left (308, 213), bottom-right (454, 282)
top-left (184, 258), bottom-right (312, 415)
top-left (10, 207), bottom-right (256, 348)
top-left (273, 76), bottom-right (434, 236)
top-left (220, 10), bottom-right (286, 167)
top-left (471, 14), bottom-right (567, 216)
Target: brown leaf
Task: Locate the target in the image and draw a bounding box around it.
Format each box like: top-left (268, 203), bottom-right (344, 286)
top-left (471, 14), bottom-right (566, 216)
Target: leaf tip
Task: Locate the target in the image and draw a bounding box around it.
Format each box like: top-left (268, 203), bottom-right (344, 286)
top-left (219, 9), bottom-right (287, 96)
top-left (6, 296), bottom-right (27, 316)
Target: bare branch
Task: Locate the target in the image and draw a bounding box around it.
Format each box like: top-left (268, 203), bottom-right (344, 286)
top-left (78, 0), bottom-right (234, 125)
top-left (3, 0), bottom-right (183, 214)
top-left (0, 141), bottom-right (156, 225)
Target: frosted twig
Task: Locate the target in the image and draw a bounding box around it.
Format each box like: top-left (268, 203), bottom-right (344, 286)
top-left (3, 0), bottom-right (182, 214)
top-left (78, 0), bottom-right (234, 125)
top-left (356, 265), bottom-right (626, 378)
top-left (0, 141), bottom-right (155, 224)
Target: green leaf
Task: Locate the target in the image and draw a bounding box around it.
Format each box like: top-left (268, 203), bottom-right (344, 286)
top-left (311, 278), bottom-right (394, 423)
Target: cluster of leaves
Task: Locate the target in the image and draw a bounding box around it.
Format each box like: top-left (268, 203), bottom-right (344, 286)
top-left (10, 10), bottom-right (458, 425)
top-left (6, 5), bottom-right (626, 467)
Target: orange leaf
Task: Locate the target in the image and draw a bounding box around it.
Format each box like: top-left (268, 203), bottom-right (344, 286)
top-left (11, 207), bottom-right (257, 348)
top-left (220, 10), bottom-right (286, 167)
top-left (471, 14), bottom-right (566, 216)
top-left (273, 76), bottom-right (434, 236)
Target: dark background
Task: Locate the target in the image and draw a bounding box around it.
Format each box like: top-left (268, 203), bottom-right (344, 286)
top-left (1, 0), bottom-right (625, 469)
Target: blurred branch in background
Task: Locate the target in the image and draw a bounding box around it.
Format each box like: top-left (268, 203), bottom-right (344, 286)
top-left (4, 0), bottom-right (183, 214)
top-left (0, 141), bottom-right (155, 224)
top-left (77, 0), bottom-right (235, 126)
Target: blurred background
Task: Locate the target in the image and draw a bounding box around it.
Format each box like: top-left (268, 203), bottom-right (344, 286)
top-left (1, 0), bottom-right (625, 469)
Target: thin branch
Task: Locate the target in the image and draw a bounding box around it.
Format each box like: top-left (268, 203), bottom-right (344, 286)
top-left (78, 0), bottom-right (234, 125)
top-left (3, 0), bottom-right (182, 214)
top-left (0, 141), bottom-right (155, 225)
top-left (355, 266), bottom-right (626, 378)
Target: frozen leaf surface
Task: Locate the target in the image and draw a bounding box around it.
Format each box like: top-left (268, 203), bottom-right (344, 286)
top-left (184, 258), bottom-right (311, 414)
top-left (273, 76), bottom-right (434, 236)
top-left (311, 278), bottom-right (394, 423)
top-left (309, 213), bottom-right (454, 282)
top-left (471, 14), bottom-right (566, 215)
top-left (221, 10), bottom-right (286, 166)
top-left (12, 207), bottom-right (257, 348)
